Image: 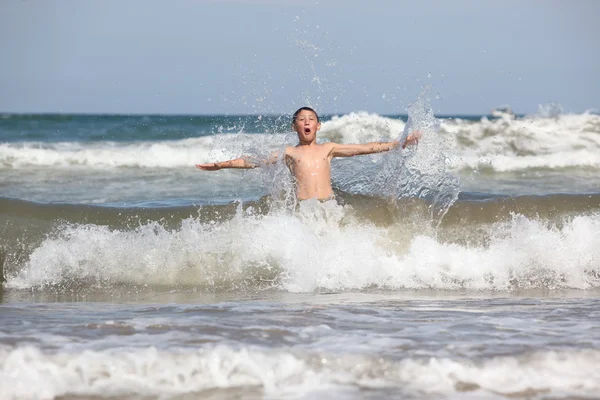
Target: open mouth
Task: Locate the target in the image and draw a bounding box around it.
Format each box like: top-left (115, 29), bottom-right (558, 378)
top-left (304, 128), bottom-right (311, 133)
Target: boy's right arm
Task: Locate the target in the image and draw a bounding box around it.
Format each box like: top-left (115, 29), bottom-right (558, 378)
top-left (196, 150), bottom-right (286, 171)
top-left (328, 131), bottom-right (421, 158)
top-left (196, 157), bottom-right (257, 170)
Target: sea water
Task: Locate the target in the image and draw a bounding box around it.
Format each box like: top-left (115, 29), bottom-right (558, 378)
top-left (1, 104), bottom-right (600, 399)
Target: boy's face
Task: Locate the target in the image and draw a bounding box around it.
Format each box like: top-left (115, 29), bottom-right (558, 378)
top-left (293, 110), bottom-right (321, 143)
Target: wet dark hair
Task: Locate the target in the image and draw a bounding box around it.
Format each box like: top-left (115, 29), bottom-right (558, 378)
top-left (292, 107), bottom-right (320, 124)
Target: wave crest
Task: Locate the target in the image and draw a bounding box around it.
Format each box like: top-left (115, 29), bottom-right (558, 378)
top-left (6, 200), bottom-right (600, 293)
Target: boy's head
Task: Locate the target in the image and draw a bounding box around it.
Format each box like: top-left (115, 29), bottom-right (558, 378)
top-left (292, 107), bottom-right (320, 124)
top-left (292, 107), bottom-right (321, 143)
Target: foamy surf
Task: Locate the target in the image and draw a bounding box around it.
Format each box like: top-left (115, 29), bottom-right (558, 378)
top-left (0, 136), bottom-right (245, 169)
top-left (1, 345), bottom-right (598, 400)
top-left (441, 111), bottom-right (600, 172)
top-left (7, 201), bottom-right (600, 292)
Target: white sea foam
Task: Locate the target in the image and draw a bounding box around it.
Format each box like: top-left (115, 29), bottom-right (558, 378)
top-left (1, 345), bottom-right (598, 399)
top-left (8, 201), bottom-right (600, 292)
top-left (318, 111), bottom-right (405, 143)
top-left (2, 111), bottom-right (598, 172)
top-left (0, 135), bottom-right (282, 169)
top-left (316, 110), bottom-right (600, 172)
top-left (441, 111), bottom-right (600, 172)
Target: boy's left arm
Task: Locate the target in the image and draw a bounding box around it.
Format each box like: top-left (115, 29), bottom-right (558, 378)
top-left (330, 141), bottom-right (399, 157)
top-left (329, 131), bottom-right (420, 157)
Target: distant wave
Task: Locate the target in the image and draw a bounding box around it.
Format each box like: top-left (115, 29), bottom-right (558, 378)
top-left (2, 111), bottom-right (599, 171)
top-left (0, 136), bottom-right (246, 168)
top-left (442, 111), bottom-right (600, 172)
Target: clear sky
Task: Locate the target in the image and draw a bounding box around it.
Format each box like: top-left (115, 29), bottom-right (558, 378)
top-left (1, 0), bottom-right (598, 115)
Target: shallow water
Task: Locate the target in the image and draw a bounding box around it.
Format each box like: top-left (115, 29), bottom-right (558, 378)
top-left (2, 290), bottom-right (600, 399)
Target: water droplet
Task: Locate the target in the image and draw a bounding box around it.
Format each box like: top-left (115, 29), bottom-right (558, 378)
top-left (428, 72), bottom-right (432, 78)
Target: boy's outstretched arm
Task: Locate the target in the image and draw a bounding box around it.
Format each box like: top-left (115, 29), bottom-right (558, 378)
top-left (196, 156), bottom-right (257, 170)
top-left (329, 131), bottom-right (421, 157)
top-left (196, 151), bottom-right (283, 171)
top-left (330, 141), bottom-right (399, 157)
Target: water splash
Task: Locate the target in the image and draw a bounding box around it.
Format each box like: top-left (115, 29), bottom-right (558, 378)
top-left (537, 102), bottom-right (564, 118)
top-left (333, 91), bottom-right (460, 221)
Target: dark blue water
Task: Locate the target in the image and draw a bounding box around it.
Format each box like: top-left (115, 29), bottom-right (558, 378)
top-left (0, 113), bottom-right (491, 143)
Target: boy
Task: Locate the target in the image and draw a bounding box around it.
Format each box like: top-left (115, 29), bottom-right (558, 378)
top-left (196, 107), bottom-right (420, 201)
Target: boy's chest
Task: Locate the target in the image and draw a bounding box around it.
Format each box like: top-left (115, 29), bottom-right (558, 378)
top-left (288, 150), bottom-right (331, 169)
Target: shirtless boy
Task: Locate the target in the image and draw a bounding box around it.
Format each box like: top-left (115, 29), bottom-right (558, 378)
top-left (196, 107), bottom-right (420, 200)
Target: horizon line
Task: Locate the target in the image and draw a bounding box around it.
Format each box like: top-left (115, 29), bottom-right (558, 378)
top-left (0, 111), bottom-right (528, 118)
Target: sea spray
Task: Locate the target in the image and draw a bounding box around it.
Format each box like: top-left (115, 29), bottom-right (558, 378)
top-left (382, 93), bottom-right (460, 219)
top-left (255, 132), bottom-right (300, 211)
top-left (332, 92), bottom-right (460, 221)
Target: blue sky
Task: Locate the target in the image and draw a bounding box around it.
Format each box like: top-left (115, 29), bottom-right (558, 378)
top-left (1, 0), bottom-right (598, 115)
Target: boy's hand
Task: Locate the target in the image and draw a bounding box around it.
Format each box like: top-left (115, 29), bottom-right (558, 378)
top-left (195, 163), bottom-right (221, 171)
top-left (402, 130), bottom-right (421, 149)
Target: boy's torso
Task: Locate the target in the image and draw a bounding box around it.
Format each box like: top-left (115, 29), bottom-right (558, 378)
top-left (285, 144), bottom-right (334, 200)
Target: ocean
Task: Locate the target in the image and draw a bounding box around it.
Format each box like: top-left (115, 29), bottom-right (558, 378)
top-left (1, 101), bottom-right (600, 399)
